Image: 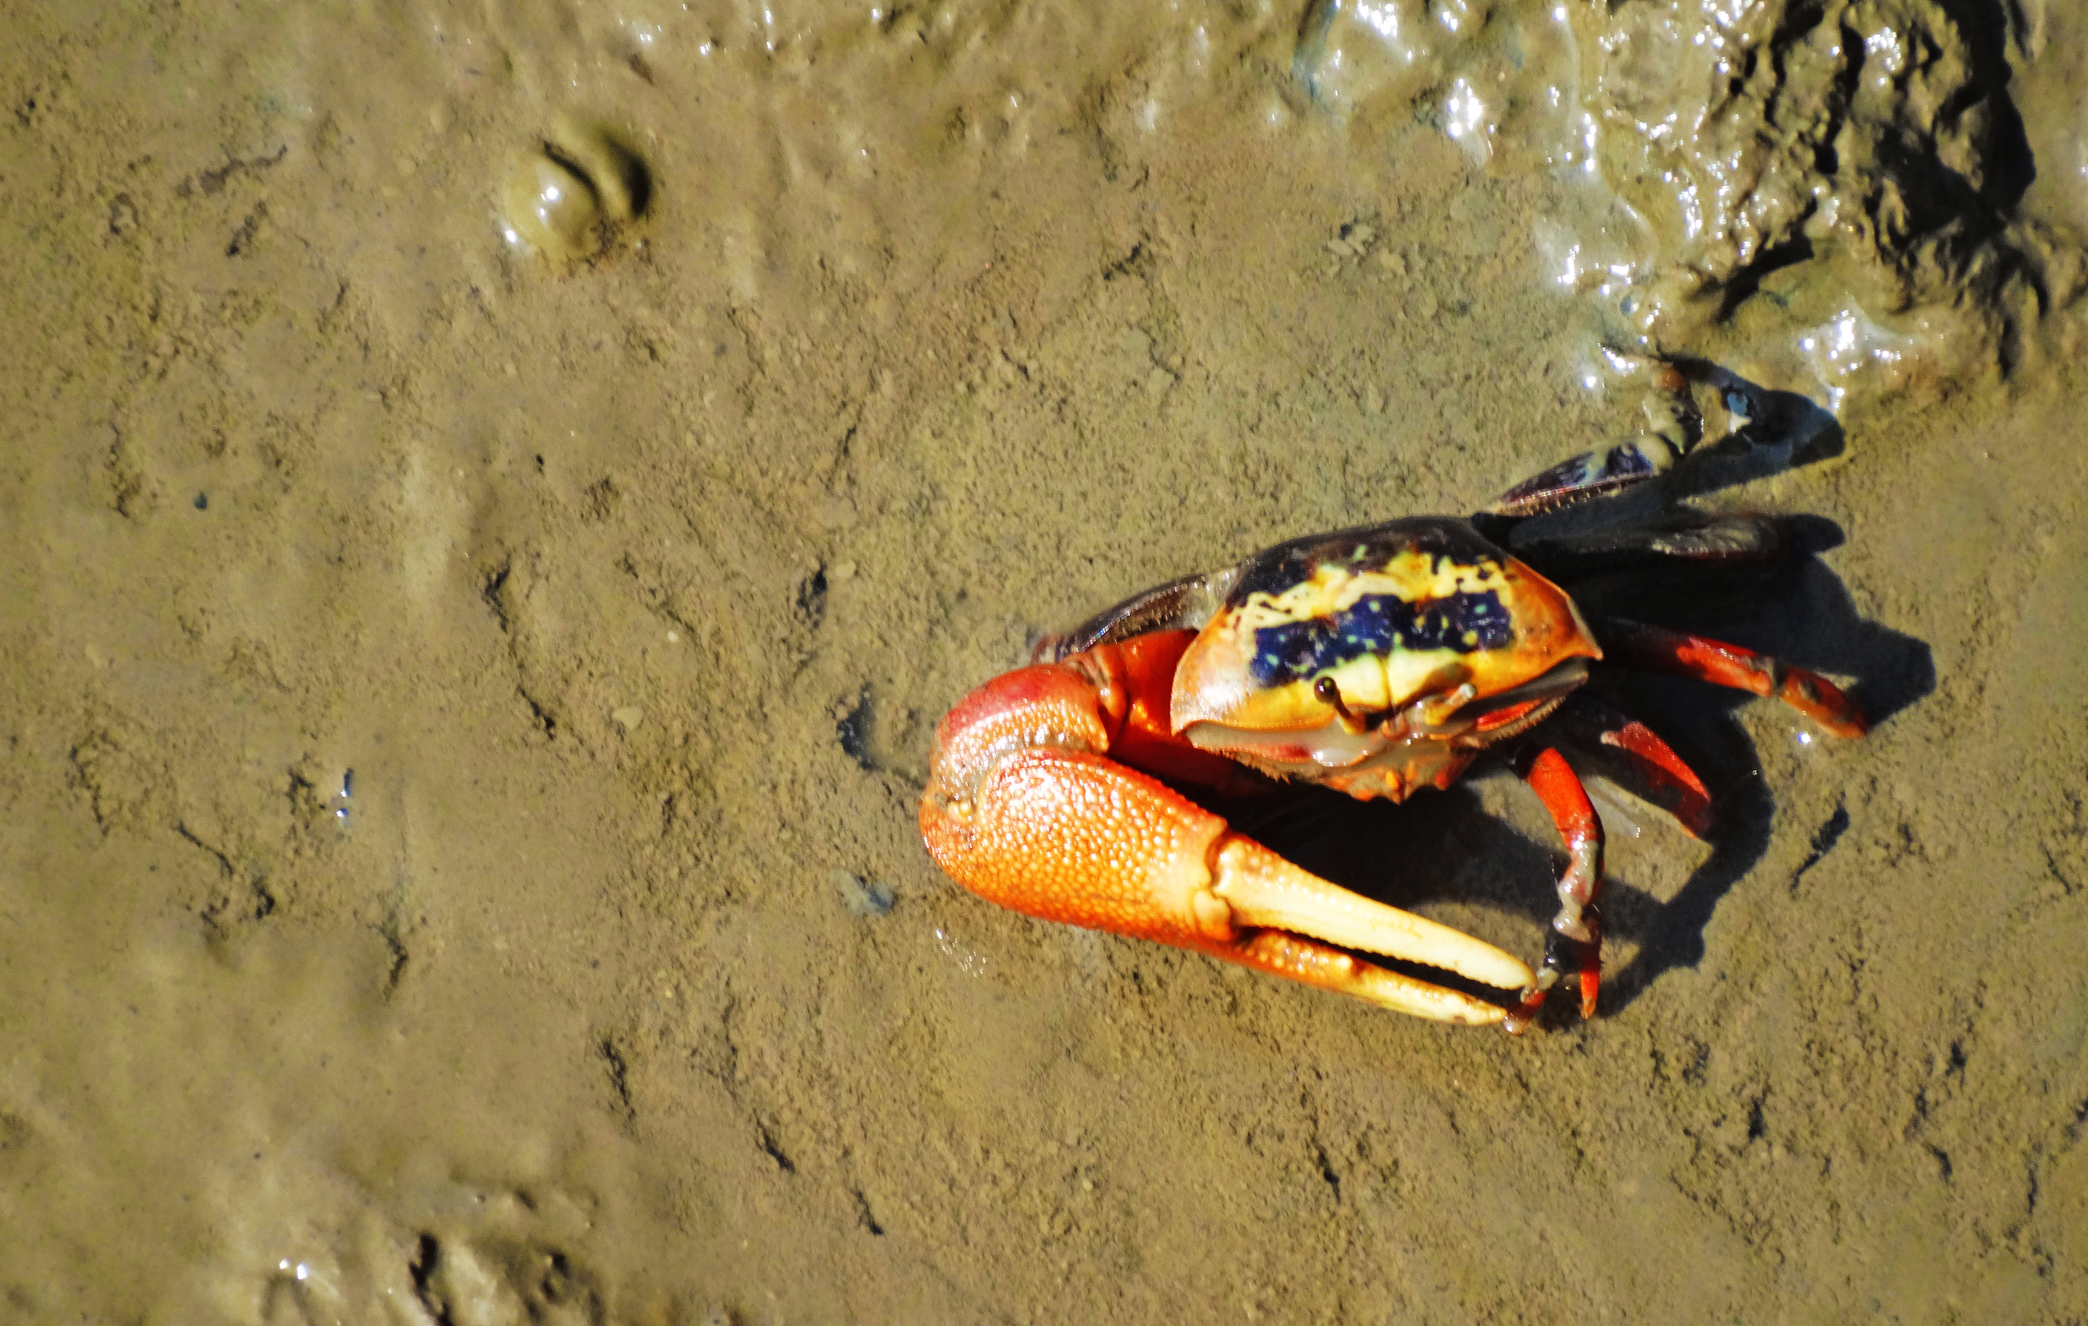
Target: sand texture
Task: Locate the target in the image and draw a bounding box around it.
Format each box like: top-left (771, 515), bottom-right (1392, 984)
top-left (4, 1), bottom-right (2088, 1321)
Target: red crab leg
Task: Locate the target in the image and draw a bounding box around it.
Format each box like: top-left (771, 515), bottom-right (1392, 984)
top-left (1549, 692), bottom-right (1715, 838)
top-left (921, 653), bottom-right (1535, 1024)
top-left (1593, 718), bottom-right (1713, 834)
top-left (1595, 617), bottom-right (1869, 739)
top-left (1503, 747), bottom-right (1605, 1035)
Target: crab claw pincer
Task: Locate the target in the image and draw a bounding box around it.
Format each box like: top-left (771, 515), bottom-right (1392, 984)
top-left (919, 636), bottom-right (1534, 1024)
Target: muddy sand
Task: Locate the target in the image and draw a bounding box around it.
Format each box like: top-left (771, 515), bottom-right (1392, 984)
top-left (5, 1), bottom-right (2088, 1321)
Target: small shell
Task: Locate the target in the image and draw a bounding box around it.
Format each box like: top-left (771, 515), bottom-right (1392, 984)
top-left (502, 152), bottom-right (601, 261)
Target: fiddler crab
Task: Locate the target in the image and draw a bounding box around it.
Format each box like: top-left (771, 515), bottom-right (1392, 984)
top-left (919, 364), bottom-right (1868, 1033)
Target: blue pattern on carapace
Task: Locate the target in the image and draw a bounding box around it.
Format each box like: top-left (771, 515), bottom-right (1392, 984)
top-left (1249, 590), bottom-right (1512, 687)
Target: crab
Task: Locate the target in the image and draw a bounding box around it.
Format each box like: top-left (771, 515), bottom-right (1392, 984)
top-left (918, 365), bottom-right (1868, 1032)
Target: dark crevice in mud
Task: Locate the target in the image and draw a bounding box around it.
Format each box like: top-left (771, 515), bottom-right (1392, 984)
top-left (408, 1234), bottom-right (456, 1326)
top-left (480, 558), bottom-right (515, 633)
top-left (376, 921), bottom-right (409, 996)
top-left (518, 686), bottom-right (558, 740)
top-left (1312, 1140), bottom-right (1343, 1203)
top-left (1790, 801), bottom-right (1850, 894)
top-left (225, 201), bottom-right (267, 257)
top-left (531, 1247), bottom-right (600, 1318)
top-left (176, 820), bottom-right (238, 878)
top-left (1102, 240), bottom-right (1149, 283)
top-left (478, 551), bottom-right (567, 735)
top-left (757, 1121), bottom-right (797, 1175)
top-left (851, 1187), bottom-right (885, 1236)
top-left (174, 144), bottom-right (288, 198)
top-left (796, 563), bottom-right (829, 629)
top-left (179, 822), bottom-right (277, 924)
top-left (837, 688), bottom-right (877, 771)
top-left (598, 1036), bottom-right (636, 1123)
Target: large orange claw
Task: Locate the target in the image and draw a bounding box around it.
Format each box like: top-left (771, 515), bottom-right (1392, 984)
top-left (920, 640), bottom-right (1534, 1024)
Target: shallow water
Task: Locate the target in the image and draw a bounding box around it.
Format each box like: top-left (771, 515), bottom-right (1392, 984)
top-left (4, 2), bottom-right (2087, 1321)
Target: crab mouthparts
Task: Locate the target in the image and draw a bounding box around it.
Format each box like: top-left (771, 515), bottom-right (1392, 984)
top-left (1180, 659), bottom-right (1591, 780)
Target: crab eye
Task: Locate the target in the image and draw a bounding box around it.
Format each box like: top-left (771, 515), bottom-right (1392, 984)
top-left (1312, 676), bottom-right (1370, 734)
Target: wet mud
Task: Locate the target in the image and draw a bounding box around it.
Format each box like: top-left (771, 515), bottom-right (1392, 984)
top-left (4, 2), bottom-right (2087, 1322)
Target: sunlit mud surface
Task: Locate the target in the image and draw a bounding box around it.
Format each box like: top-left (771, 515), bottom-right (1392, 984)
top-left (1299, 0), bottom-right (2086, 403)
top-left (4, 2), bottom-right (2087, 1321)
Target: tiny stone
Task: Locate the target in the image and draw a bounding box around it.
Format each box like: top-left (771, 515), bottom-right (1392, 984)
top-left (611, 706), bottom-right (644, 731)
top-left (829, 560), bottom-right (857, 582)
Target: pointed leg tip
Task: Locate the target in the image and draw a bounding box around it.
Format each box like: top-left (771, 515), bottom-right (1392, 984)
top-left (1504, 985), bottom-right (1547, 1036)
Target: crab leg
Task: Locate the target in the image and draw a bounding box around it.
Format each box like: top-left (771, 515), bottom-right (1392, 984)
top-left (1504, 747), bottom-right (1606, 1035)
top-left (1594, 617), bottom-right (1869, 738)
top-left (1547, 691), bottom-right (1715, 838)
top-left (1483, 363), bottom-right (1699, 518)
top-left (921, 661), bottom-right (1534, 1025)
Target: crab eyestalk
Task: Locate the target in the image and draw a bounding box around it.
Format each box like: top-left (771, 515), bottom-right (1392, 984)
top-left (1311, 677), bottom-right (1370, 735)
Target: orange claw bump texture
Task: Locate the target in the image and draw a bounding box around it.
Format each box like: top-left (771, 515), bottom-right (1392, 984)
top-left (922, 730), bottom-right (1236, 948)
top-left (922, 649), bottom-right (1244, 948)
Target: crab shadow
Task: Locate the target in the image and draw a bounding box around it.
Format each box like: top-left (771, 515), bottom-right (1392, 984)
top-left (1221, 519), bottom-right (1932, 1028)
